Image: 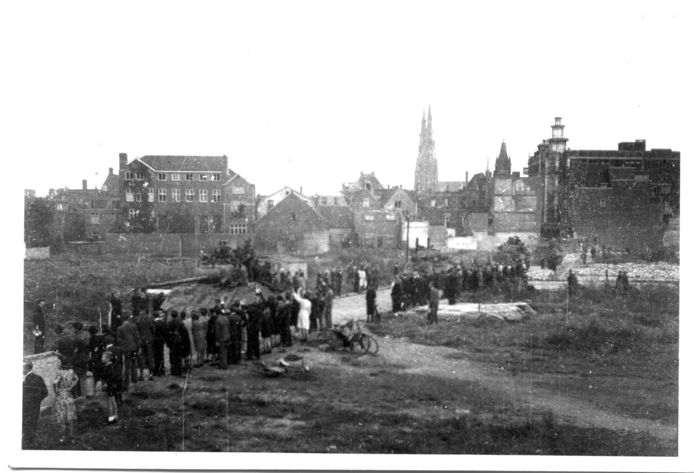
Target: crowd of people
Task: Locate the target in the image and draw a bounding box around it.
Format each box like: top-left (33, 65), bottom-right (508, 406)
top-left (24, 279), bottom-right (347, 443)
top-left (390, 259), bottom-right (531, 315)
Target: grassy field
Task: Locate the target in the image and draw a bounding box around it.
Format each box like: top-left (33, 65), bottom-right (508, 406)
top-left (370, 284), bottom-right (679, 424)
top-left (23, 254), bottom-right (678, 454)
top-left (31, 350), bottom-right (674, 455)
top-left (24, 254), bottom-right (199, 353)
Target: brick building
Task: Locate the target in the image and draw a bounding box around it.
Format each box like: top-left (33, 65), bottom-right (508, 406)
top-left (527, 118), bottom-right (680, 247)
top-left (117, 153), bottom-right (255, 234)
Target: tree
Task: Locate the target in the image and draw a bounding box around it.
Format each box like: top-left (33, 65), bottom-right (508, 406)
top-left (25, 199), bottom-right (54, 247)
top-left (159, 204), bottom-right (195, 233)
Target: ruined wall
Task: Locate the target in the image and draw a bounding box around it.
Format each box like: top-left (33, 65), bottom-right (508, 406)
top-left (491, 177), bottom-right (540, 234)
top-left (572, 183), bottom-right (665, 250)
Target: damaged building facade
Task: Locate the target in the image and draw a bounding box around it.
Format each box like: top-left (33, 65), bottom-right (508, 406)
top-left (527, 118), bottom-right (680, 250)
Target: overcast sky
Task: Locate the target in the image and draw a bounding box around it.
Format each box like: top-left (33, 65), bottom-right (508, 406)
top-left (3, 1), bottom-right (691, 197)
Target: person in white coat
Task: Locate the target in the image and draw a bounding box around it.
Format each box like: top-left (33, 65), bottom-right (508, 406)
top-left (292, 289), bottom-right (311, 341)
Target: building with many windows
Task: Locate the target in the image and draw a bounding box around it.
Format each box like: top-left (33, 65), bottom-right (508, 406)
top-left (117, 153), bottom-right (255, 234)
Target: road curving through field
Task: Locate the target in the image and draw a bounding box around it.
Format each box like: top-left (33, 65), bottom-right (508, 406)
top-left (330, 289), bottom-right (678, 443)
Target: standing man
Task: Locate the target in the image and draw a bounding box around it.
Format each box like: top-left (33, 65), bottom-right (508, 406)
top-left (117, 314), bottom-right (141, 389)
top-left (365, 285), bottom-right (377, 323)
top-left (152, 311), bottom-right (167, 376)
top-left (215, 309), bottom-right (231, 369)
top-left (166, 311), bottom-right (186, 377)
top-left (567, 270), bottom-right (578, 297)
top-left (428, 281), bottom-right (440, 324)
top-left (23, 361), bottom-right (48, 448)
top-left (137, 309), bottom-right (155, 380)
top-left (391, 276), bottom-right (402, 314)
top-left (324, 286), bottom-right (334, 328)
top-left (228, 303), bottom-right (244, 365)
top-left (108, 292), bottom-right (123, 331)
top-left (32, 299), bottom-right (47, 354)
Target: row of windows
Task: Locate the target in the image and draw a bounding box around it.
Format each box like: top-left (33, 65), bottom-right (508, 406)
top-left (320, 197), bottom-right (342, 205)
top-left (125, 171), bottom-right (223, 182)
top-left (126, 209), bottom-right (248, 234)
top-left (125, 189), bottom-right (221, 203)
top-left (363, 213), bottom-right (396, 222)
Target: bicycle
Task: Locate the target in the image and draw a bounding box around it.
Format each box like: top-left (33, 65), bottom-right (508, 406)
top-left (326, 320), bottom-right (379, 355)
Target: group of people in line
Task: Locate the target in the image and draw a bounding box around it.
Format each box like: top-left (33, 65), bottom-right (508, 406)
top-left (390, 259), bottom-right (531, 316)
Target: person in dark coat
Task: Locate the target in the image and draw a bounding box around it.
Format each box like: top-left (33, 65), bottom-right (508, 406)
top-left (166, 311), bottom-right (187, 377)
top-left (152, 311), bottom-right (167, 376)
top-left (428, 281), bottom-right (440, 324)
top-left (32, 299), bottom-right (47, 354)
top-left (101, 350), bottom-right (121, 424)
top-left (228, 304), bottom-right (244, 364)
top-left (260, 306), bottom-right (273, 354)
top-left (215, 310), bottom-right (231, 369)
top-left (277, 295), bottom-right (292, 347)
top-left (268, 295), bottom-right (280, 347)
top-left (88, 325), bottom-right (106, 386)
top-left (71, 322), bottom-right (90, 397)
top-left (364, 285), bottom-right (376, 322)
top-left (391, 277), bottom-right (402, 314)
top-left (206, 309), bottom-right (218, 363)
top-left (245, 302), bottom-right (262, 361)
top-left (23, 361), bottom-right (48, 448)
top-left (117, 314), bottom-right (141, 389)
top-left (103, 335), bottom-right (123, 406)
top-left (324, 287), bottom-right (334, 328)
top-left (567, 270), bottom-right (578, 297)
top-left (53, 325), bottom-right (76, 368)
top-left (136, 310), bottom-right (155, 380)
top-left (108, 292), bottom-right (123, 331)
top-left (130, 288), bottom-right (148, 317)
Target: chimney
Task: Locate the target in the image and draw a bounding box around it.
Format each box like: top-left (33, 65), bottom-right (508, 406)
top-left (82, 179), bottom-right (87, 190)
top-left (465, 171), bottom-right (468, 184)
top-left (300, 186), bottom-right (303, 195)
top-left (119, 153), bottom-right (128, 169)
top-left (108, 167), bottom-right (113, 175)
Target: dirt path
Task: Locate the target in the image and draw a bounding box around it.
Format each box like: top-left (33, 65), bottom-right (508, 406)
top-left (331, 290), bottom-right (678, 442)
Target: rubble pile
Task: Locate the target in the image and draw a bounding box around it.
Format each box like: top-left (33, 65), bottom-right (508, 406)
top-left (413, 302), bottom-right (535, 322)
top-left (528, 253), bottom-right (679, 282)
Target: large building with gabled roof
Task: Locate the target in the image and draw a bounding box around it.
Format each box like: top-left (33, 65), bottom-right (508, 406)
top-left (117, 152), bottom-right (255, 234)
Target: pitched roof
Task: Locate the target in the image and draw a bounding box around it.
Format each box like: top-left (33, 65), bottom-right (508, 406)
top-left (101, 172), bottom-right (120, 195)
top-left (138, 155), bottom-right (227, 172)
top-left (258, 192), bottom-right (329, 229)
top-left (375, 188), bottom-right (416, 206)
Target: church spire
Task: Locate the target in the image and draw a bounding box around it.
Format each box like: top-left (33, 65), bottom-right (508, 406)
top-left (494, 141), bottom-right (512, 176)
top-left (414, 107), bottom-right (438, 193)
top-left (427, 106), bottom-right (432, 134)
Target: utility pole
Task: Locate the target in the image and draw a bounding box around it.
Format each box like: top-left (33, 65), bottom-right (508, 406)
top-left (405, 215), bottom-right (410, 263)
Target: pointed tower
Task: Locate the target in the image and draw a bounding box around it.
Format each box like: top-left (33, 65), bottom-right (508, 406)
top-left (494, 141), bottom-right (512, 176)
top-left (414, 106), bottom-right (438, 193)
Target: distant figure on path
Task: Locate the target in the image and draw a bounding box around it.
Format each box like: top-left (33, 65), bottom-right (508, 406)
top-left (567, 270), bottom-right (578, 297)
top-left (428, 281), bottom-right (439, 324)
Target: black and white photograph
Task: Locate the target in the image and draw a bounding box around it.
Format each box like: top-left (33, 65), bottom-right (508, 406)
top-left (7, 0), bottom-right (692, 470)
